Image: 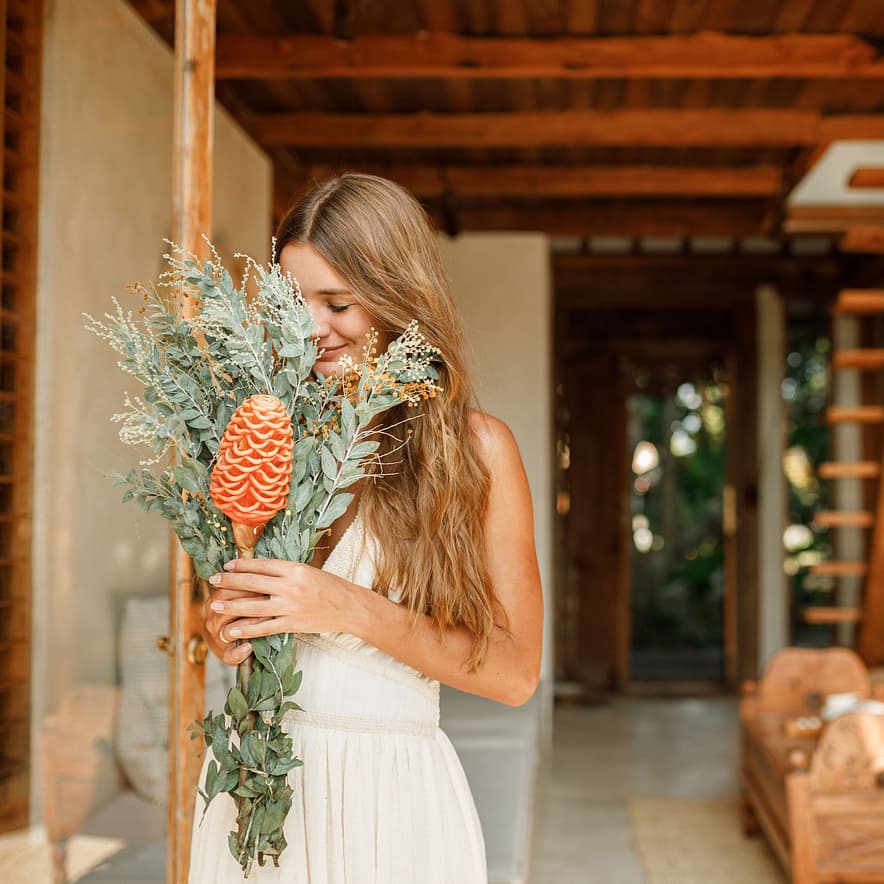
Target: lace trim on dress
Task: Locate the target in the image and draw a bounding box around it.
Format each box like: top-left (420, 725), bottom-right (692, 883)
top-left (295, 632), bottom-right (441, 708)
top-left (281, 707), bottom-right (437, 737)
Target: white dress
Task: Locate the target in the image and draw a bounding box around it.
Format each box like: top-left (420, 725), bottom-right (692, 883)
top-left (188, 512), bottom-right (488, 883)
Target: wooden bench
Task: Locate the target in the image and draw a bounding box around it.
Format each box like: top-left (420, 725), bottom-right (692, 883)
top-left (741, 647), bottom-right (884, 883)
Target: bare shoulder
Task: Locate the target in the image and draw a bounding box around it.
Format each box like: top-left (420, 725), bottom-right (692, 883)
top-left (468, 409), bottom-right (518, 458)
top-left (468, 409), bottom-right (524, 476)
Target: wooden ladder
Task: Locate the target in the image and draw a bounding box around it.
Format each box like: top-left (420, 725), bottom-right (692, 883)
top-left (810, 270), bottom-right (884, 663)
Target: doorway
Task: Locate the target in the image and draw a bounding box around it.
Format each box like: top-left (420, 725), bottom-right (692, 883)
top-left (626, 363), bottom-right (731, 688)
top-left (555, 306), bottom-right (754, 698)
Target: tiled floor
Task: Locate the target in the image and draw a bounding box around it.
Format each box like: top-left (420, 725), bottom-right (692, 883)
top-left (530, 696), bottom-right (740, 884)
top-left (0, 695), bottom-right (741, 883)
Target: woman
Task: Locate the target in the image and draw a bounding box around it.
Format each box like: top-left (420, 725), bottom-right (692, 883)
top-left (191, 174), bottom-right (543, 883)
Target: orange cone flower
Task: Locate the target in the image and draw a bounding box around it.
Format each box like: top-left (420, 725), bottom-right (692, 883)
top-left (210, 395), bottom-right (293, 555)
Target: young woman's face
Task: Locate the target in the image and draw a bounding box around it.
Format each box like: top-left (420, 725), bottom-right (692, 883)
top-left (279, 242), bottom-right (379, 377)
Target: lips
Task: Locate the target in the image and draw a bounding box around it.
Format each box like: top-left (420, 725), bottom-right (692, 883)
top-left (317, 344), bottom-right (347, 361)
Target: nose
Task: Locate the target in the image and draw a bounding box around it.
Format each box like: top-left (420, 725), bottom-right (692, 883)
top-left (312, 319), bottom-right (331, 339)
top-left (307, 304), bottom-right (331, 339)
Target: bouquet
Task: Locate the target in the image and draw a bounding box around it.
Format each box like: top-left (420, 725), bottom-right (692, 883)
top-left (85, 243), bottom-right (441, 875)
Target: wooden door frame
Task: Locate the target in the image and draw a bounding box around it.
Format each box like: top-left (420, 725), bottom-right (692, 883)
top-left (555, 302), bottom-right (760, 695)
top-left (168, 2), bottom-right (215, 882)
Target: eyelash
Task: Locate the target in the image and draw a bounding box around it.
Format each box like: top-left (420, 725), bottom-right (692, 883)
top-left (328, 304), bottom-right (350, 314)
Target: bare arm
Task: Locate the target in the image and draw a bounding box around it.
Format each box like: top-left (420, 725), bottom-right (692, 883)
top-left (204, 413), bottom-right (544, 706)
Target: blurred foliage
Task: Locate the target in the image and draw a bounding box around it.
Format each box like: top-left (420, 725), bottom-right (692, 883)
top-left (629, 374), bottom-right (727, 652)
top-left (783, 310), bottom-right (833, 648)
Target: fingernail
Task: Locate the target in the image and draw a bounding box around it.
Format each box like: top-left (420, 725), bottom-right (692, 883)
top-left (209, 601), bottom-right (224, 612)
top-left (223, 561), bottom-right (235, 571)
top-left (209, 575), bottom-right (221, 585)
top-left (228, 627), bottom-right (242, 637)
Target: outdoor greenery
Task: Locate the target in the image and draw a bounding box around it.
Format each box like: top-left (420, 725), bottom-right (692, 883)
top-left (629, 373), bottom-right (727, 661)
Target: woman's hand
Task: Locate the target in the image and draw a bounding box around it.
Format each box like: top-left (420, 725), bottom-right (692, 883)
top-left (203, 586), bottom-right (255, 666)
top-left (206, 559), bottom-right (356, 642)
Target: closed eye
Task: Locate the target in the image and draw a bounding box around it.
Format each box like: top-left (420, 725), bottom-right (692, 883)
top-left (328, 304), bottom-right (351, 314)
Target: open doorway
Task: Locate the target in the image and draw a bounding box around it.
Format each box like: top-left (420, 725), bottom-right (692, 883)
top-left (555, 303), bottom-right (755, 699)
top-left (626, 363), bottom-right (731, 687)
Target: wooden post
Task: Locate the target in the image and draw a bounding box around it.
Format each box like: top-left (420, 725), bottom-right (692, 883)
top-left (168, 2), bottom-right (215, 882)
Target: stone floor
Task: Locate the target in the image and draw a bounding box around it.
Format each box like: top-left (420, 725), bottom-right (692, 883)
top-left (0, 695), bottom-right (741, 883)
top-left (530, 696), bottom-right (741, 884)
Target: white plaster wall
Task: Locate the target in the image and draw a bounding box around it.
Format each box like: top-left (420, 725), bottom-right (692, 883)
top-left (438, 234), bottom-right (554, 681)
top-left (32, 0), bottom-right (271, 823)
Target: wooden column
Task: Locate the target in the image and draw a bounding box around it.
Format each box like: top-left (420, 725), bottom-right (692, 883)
top-left (168, 2), bottom-right (215, 882)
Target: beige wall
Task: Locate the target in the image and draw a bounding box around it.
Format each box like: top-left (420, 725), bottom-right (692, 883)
top-left (439, 233), bottom-right (554, 680)
top-left (32, 0), bottom-right (271, 821)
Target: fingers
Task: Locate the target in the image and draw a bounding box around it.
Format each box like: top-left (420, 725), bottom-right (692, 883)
top-left (221, 558), bottom-right (296, 578)
top-left (210, 596), bottom-right (276, 619)
top-left (220, 639), bottom-right (252, 667)
top-left (208, 586), bottom-right (254, 602)
top-left (209, 571), bottom-right (289, 595)
top-left (222, 615), bottom-right (288, 642)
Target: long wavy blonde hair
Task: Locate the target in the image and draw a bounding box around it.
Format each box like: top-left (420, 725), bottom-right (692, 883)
top-left (274, 173), bottom-right (501, 669)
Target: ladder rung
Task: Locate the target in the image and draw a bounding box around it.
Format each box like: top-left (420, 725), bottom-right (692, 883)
top-left (813, 510), bottom-right (874, 528)
top-left (802, 606), bottom-right (863, 625)
top-left (810, 561), bottom-right (868, 577)
top-left (832, 350), bottom-right (884, 371)
top-left (826, 406), bottom-right (884, 425)
top-left (834, 289), bottom-right (884, 314)
top-left (819, 461), bottom-right (881, 479)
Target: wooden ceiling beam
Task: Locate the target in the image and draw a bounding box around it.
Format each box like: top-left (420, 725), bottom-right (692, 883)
top-left (841, 228), bottom-right (884, 253)
top-left (785, 205), bottom-right (884, 233)
top-left (849, 168), bottom-right (884, 189)
top-left (214, 32), bottom-right (884, 79)
top-left (251, 109), bottom-right (829, 148)
top-left (427, 200), bottom-right (775, 237)
top-left (298, 163), bottom-right (783, 198)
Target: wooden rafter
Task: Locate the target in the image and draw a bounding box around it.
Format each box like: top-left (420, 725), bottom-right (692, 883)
top-left (426, 199), bottom-right (775, 237)
top-left (251, 109), bottom-right (827, 148)
top-left (849, 168), bottom-right (884, 189)
top-left (250, 110), bottom-right (884, 149)
top-left (841, 228), bottom-right (884, 253)
top-left (214, 32), bottom-right (884, 79)
top-left (297, 163), bottom-right (783, 198)
top-left (786, 206), bottom-right (884, 234)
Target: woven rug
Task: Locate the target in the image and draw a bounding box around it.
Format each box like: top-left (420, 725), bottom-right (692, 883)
top-left (629, 798), bottom-right (786, 884)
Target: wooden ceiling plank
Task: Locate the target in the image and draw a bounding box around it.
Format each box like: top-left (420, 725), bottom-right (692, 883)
top-left (299, 162), bottom-right (783, 197)
top-left (633, 0), bottom-right (675, 33)
top-left (670, 0), bottom-right (714, 33)
top-left (820, 115), bottom-right (884, 140)
top-left (495, 0), bottom-right (530, 35)
top-left (213, 32), bottom-right (883, 79)
top-left (567, 0), bottom-right (599, 33)
top-left (430, 199), bottom-right (772, 236)
top-left (849, 168), bottom-right (884, 189)
top-left (418, 0), bottom-right (459, 31)
top-left (249, 109), bottom-right (822, 148)
top-left (841, 228), bottom-right (884, 253)
top-left (772, 0), bottom-right (815, 32)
